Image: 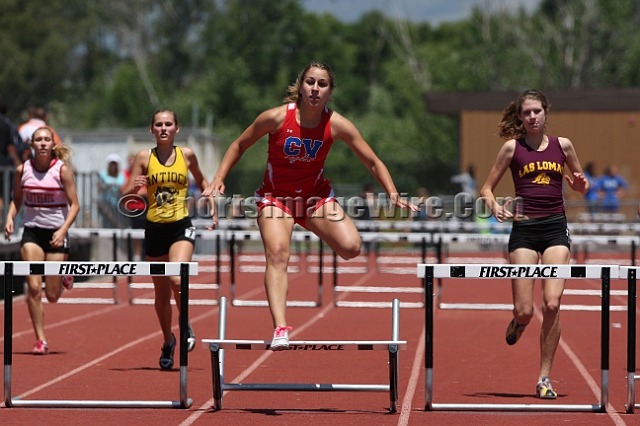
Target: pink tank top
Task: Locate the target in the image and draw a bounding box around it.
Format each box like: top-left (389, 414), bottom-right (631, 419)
top-left (22, 159), bottom-right (69, 229)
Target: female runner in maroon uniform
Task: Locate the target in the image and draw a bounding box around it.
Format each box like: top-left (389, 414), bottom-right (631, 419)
top-left (204, 61), bottom-right (419, 350)
top-left (480, 89), bottom-right (589, 398)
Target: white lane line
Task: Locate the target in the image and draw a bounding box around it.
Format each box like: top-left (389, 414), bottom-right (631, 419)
top-left (1, 305), bottom-right (225, 407)
top-left (534, 310), bottom-right (627, 426)
top-left (0, 296), bottom-right (135, 343)
top-left (178, 271), bottom-right (379, 426)
top-left (397, 326), bottom-right (426, 426)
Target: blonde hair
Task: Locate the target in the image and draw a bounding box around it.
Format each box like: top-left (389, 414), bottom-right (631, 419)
top-left (498, 89), bottom-right (550, 140)
top-left (283, 61), bottom-right (336, 104)
top-left (53, 144), bottom-right (73, 166)
top-left (32, 127), bottom-right (73, 165)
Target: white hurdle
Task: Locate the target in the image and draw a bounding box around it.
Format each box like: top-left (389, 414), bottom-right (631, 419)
top-left (61, 228), bottom-right (122, 304)
top-left (435, 233), bottom-right (632, 312)
top-left (202, 296), bottom-right (406, 412)
top-left (334, 232), bottom-right (431, 309)
top-left (418, 263), bottom-right (615, 412)
top-left (221, 230), bottom-right (323, 307)
top-left (3, 261), bottom-right (197, 409)
top-left (125, 229), bottom-right (221, 306)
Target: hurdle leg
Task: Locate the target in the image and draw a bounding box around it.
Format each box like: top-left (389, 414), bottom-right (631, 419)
top-left (425, 266), bottom-right (434, 411)
top-left (179, 263), bottom-right (193, 408)
top-left (211, 296), bottom-right (228, 410)
top-left (3, 263), bottom-right (14, 407)
top-left (388, 298), bottom-right (400, 412)
top-left (627, 269), bottom-right (636, 413)
top-left (600, 267), bottom-right (610, 412)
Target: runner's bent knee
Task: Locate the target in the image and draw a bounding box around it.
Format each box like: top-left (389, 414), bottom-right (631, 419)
top-left (336, 238), bottom-right (361, 260)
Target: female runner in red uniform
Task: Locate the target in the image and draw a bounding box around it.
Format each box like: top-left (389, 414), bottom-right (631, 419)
top-left (203, 61), bottom-right (419, 350)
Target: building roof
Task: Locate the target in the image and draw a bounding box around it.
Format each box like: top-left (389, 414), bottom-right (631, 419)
top-left (424, 88), bottom-right (640, 114)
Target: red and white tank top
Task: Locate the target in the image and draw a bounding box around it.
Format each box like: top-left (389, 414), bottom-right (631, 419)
top-left (22, 159), bottom-right (69, 229)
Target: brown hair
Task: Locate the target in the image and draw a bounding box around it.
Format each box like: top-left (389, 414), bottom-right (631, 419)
top-left (498, 89), bottom-right (550, 140)
top-left (150, 109), bottom-right (180, 128)
top-left (283, 61), bottom-right (336, 104)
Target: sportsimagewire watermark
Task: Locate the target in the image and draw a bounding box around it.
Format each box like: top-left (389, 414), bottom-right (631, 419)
top-left (117, 192), bottom-right (523, 221)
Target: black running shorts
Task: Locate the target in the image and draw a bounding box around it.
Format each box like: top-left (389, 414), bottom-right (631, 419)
top-left (21, 226), bottom-right (69, 254)
top-left (508, 214), bottom-right (570, 254)
top-left (144, 217), bottom-right (195, 257)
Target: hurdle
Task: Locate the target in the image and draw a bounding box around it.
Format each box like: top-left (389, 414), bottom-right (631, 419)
top-left (126, 229), bottom-right (221, 306)
top-left (435, 234), bottom-right (629, 312)
top-left (3, 261), bottom-right (197, 409)
top-left (227, 230), bottom-right (323, 307)
top-left (574, 235), bottom-right (638, 266)
top-left (333, 232), bottom-right (431, 309)
top-left (418, 263), bottom-right (614, 412)
top-left (623, 266), bottom-right (639, 413)
top-left (54, 228), bottom-right (122, 304)
top-left (203, 296), bottom-right (406, 412)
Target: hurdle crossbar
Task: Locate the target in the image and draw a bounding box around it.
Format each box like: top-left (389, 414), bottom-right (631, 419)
top-left (65, 229), bottom-right (122, 304)
top-left (435, 235), bottom-right (630, 312)
top-left (125, 229), bottom-right (220, 306)
top-left (222, 230), bottom-right (323, 307)
top-left (205, 296), bottom-right (405, 412)
top-left (333, 232), bottom-right (432, 308)
top-left (3, 261), bottom-right (197, 409)
top-left (418, 263), bottom-right (614, 412)
top-left (622, 266), bottom-right (639, 413)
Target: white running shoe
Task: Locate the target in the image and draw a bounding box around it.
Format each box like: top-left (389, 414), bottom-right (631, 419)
top-left (270, 326), bottom-right (293, 351)
top-left (187, 322), bottom-right (196, 352)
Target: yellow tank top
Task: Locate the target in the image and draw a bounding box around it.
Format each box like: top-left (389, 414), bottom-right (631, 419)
top-left (146, 147), bottom-right (189, 223)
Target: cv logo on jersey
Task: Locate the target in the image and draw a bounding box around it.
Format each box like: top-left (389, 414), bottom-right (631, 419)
top-left (283, 137), bottom-right (324, 163)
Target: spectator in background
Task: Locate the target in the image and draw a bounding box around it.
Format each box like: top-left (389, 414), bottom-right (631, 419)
top-left (98, 153), bottom-right (126, 228)
top-left (123, 154), bottom-right (147, 260)
top-left (451, 164), bottom-right (477, 221)
top-left (412, 187), bottom-right (430, 222)
top-left (357, 183), bottom-right (377, 222)
top-left (0, 94), bottom-right (23, 222)
top-left (598, 164), bottom-right (628, 214)
top-left (583, 162), bottom-right (600, 214)
top-left (451, 164), bottom-right (478, 198)
top-left (18, 106), bottom-right (62, 153)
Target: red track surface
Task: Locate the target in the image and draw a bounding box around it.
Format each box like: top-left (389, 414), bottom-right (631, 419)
top-left (1, 250), bottom-right (639, 425)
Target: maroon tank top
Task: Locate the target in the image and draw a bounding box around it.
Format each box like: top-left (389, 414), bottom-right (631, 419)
top-left (509, 136), bottom-right (566, 216)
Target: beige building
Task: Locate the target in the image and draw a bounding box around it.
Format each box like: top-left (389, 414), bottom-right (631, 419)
top-left (425, 89), bottom-right (640, 221)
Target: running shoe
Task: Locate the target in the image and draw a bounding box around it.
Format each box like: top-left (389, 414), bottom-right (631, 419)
top-left (505, 318), bottom-right (528, 345)
top-left (159, 334), bottom-right (176, 370)
top-left (187, 322), bottom-right (196, 352)
top-left (33, 340), bottom-right (49, 355)
top-left (536, 377), bottom-right (557, 399)
top-left (62, 275), bottom-right (74, 290)
top-left (270, 325), bottom-right (293, 351)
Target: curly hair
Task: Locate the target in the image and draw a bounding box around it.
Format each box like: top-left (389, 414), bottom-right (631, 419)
top-left (498, 89), bottom-right (550, 140)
